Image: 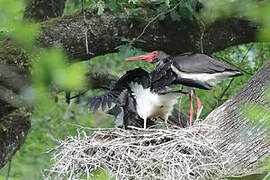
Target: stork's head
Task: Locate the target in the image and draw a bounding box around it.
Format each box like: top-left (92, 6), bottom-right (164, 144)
top-left (125, 51), bottom-right (167, 66)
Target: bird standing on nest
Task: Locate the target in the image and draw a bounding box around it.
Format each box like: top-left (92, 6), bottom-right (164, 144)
top-left (89, 68), bottom-right (186, 129)
top-left (126, 51), bottom-right (243, 126)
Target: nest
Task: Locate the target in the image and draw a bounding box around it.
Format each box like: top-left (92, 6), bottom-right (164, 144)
top-left (45, 124), bottom-right (229, 180)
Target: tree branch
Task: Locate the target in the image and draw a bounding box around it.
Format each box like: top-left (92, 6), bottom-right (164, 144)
top-left (86, 72), bottom-right (118, 90)
top-left (38, 11), bottom-right (258, 61)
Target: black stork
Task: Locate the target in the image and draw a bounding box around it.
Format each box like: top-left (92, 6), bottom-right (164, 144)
top-left (126, 51), bottom-right (243, 126)
top-left (89, 68), bottom-right (186, 129)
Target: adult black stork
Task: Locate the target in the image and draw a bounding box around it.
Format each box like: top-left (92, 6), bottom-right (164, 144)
top-left (89, 68), bottom-right (186, 129)
top-left (126, 51), bottom-right (243, 126)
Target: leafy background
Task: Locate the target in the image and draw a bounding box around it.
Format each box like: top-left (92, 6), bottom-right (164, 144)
top-left (0, 0), bottom-right (270, 179)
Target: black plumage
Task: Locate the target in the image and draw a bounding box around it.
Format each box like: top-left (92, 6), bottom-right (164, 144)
top-left (119, 90), bottom-right (155, 129)
top-left (88, 67), bottom-right (185, 129)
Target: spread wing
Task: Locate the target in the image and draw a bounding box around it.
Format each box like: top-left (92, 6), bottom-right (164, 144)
top-left (88, 68), bottom-right (151, 113)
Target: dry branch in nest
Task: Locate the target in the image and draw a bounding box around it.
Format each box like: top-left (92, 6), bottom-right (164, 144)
top-left (45, 124), bottom-right (230, 180)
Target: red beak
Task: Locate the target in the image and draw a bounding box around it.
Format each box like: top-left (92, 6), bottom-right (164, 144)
top-left (125, 52), bottom-right (156, 62)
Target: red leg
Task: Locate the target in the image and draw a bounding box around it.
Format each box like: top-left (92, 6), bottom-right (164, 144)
top-left (193, 89), bottom-right (203, 122)
top-left (189, 92), bottom-right (193, 126)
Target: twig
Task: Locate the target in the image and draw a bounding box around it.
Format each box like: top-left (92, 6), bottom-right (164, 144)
top-left (241, 43), bottom-right (253, 63)
top-left (84, 30), bottom-right (90, 55)
top-left (136, 15), bottom-right (160, 40)
top-left (65, 91), bottom-right (71, 104)
top-left (81, 0), bottom-right (85, 18)
top-left (263, 172), bottom-right (270, 180)
top-left (69, 91), bottom-right (87, 100)
top-left (219, 78), bottom-right (235, 101)
top-left (68, 123), bottom-right (116, 131)
top-left (81, 0), bottom-right (94, 56)
top-left (199, 19), bottom-right (205, 54)
top-left (136, 1), bottom-right (183, 40)
top-left (6, 159), bottom-right (12, 180)
top-left (214, 56), bottom-right (254, 76)
top-left (218, 43), bottom-right (254, 101)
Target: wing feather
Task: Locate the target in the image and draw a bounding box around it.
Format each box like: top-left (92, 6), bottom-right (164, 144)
top-left (88, 92), bottom-right (117, 113)
top-left (171, 53), bottom-right (241, 74)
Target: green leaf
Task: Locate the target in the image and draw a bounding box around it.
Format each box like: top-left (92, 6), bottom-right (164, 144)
top-left (0, 28), bottom-right (8, 41)
top-left (115, 44), bottom-right (136, 58)
top-left (165, 0), bottom-right (170, 7)
top-left (10, 21), bottom-right (40, 51)
top-left (156, 4), bottom-right (168, 21)
top-left (170, 10), bottom-right (181, 21)
top-left (120, 37), bottom-right (130, 42)
top-left (128, 0), bottom-right (139, 4)
top-left (60, 62), bottom-right (87, 90)
top-left (97, 0), bottom-right (105, 15)
top-left (0, 0), bottom-right (24, 26)
top-left (257, 26), bottom-right (270, 42)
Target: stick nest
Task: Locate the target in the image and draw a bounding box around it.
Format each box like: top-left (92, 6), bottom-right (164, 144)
top-left (45, 124), bottom-right (229, 179)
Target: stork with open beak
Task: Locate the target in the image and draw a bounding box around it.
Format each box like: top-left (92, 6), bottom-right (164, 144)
top-left (126, 51), bottom-right (243, 126)
top-left (89, 68), bottom-right (186, 129)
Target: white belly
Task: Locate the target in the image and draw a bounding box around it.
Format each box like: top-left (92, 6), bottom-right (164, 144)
top-left (129, 82), bottom-right (180, 120)
top-left (171, 65), bottom-right (236, 86)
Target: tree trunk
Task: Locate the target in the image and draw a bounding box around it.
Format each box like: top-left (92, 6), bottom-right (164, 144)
top-left (0, 41), bottom-right (32, 168)
top-left (0, 0), bottom-right (66, 168)
top-left (205, 61), bottom-right (270, 175)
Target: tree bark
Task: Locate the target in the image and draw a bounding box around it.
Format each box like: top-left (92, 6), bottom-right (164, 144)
top-left (38, 11), bottom-right (258, 61)
top-left (0, 0), bottom-right (66, 168)
top-left (0, 106), bottom-right (31, 168)
top-left (204, 61), bottom-right (270, 175)
top-left (24, 0), bottom-right (66, 21)
top-left (0, 43), bottom-right (31, 168)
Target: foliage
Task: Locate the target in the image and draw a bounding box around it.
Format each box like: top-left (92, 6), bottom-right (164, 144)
top-left (201, 0), bottom-right (270, 41)
top-left (65, 0), bottom-right (198, 21)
